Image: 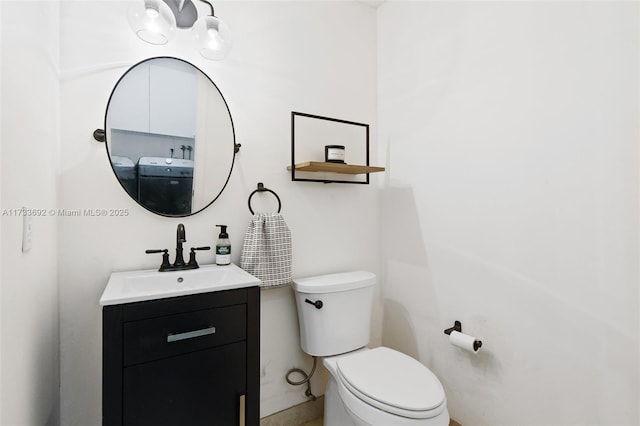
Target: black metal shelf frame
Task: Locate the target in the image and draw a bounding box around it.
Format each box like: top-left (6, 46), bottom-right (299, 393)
top-left (290, 111), bottom-right (371, 184)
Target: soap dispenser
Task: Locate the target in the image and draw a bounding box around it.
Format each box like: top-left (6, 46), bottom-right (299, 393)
top-left (215, 225), bottom-right (231, 265)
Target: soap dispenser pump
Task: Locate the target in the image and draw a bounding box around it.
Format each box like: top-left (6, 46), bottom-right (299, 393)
top-left (215, 225), bottom-right (231, 265)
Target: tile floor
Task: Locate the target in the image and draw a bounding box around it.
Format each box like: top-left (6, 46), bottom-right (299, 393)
top-left (299, 418), bottom-right (323, 426)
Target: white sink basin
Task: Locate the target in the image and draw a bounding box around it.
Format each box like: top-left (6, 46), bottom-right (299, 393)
top-left (100, 263), bottom-right (261, 306)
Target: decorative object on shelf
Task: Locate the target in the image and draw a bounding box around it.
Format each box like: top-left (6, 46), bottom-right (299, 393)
top-left (127, 0), bottom-right (232, 60)
top-left (290, 111), bottom-right (384, 184)
top-left (325, 145), bottom-right (345, 163)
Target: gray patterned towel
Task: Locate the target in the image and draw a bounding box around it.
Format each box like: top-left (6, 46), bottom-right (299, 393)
top-left (240, 212), bottom-right (292, 288)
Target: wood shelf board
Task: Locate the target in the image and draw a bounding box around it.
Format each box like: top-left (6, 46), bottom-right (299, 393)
top-left (287, 161), bottom-right (385, 175)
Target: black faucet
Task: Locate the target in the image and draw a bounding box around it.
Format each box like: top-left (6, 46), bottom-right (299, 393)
top-left (145, 224), bottom-right (210, 272)
top-left (174, 223), bottom-right (187, 268)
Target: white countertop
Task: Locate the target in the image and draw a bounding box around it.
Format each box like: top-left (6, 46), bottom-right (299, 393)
top-left (99, 263), bottom-right (261, 306)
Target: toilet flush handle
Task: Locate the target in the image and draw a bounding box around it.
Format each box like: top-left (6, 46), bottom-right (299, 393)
top-left (304, 298), bottom-right (323, 309)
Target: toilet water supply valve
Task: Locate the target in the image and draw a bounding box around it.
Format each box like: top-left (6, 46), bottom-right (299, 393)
top-left (286, 356), bottom-right (318, 401)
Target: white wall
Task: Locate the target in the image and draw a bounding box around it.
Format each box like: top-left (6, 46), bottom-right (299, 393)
top-left (377, 2), bottom-right (639, 425)
top-left (0, 1), bottom-right (61, 425)
top-left (59, 1), bottom-right (379, 424)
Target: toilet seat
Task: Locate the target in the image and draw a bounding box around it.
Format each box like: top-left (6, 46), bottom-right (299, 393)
top-left (336, 347), bottom-right (446, 419)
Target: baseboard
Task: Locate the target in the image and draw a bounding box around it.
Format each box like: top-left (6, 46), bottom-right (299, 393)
top-left (260, 397), bottom-right (324, 426)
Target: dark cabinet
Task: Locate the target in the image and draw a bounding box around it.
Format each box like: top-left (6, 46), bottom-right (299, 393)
top-left (103, 287), bottom-right (260, 426)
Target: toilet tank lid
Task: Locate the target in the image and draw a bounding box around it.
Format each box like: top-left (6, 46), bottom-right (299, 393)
top-left (292, 271), bottom-right (375, 293)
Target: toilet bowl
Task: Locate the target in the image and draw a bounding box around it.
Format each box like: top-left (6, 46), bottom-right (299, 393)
top-left (323, 347), bottom-right (449, 426)
top-left (292, 271), bottom-right (449, 426)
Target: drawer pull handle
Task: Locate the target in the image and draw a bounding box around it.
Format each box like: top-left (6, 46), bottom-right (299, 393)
top-left (167, 326), bottom-right (216, 343)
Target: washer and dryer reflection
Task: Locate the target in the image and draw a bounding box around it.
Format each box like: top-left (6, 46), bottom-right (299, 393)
top-left (137, 157), bottom-right (194, 216)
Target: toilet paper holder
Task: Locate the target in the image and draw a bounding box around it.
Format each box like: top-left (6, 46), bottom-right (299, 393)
top-left (444, 320), bottom-right (483, 351)
top-left (443, 320), bottom-right (462, 335)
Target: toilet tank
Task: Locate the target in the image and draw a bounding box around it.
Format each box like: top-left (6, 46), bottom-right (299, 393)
top-left (292, 271), bottom-right (375, 357)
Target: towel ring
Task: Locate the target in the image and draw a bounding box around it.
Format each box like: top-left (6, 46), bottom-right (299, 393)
top-left (248, 182), bottom-right (282, 214)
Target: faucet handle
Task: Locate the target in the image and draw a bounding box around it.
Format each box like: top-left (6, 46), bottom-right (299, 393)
top-left (187, 246), bottom-right (211, 268)
top-left (146, 249), bottom-right (171, 271)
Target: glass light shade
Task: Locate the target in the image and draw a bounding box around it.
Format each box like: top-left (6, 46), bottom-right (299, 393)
top-left (127, 0), bottom-right (176, 45)
top-left (192, 15), bottom-right (232, 60)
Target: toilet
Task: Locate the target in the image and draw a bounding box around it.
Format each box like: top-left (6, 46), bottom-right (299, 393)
top-left (292, 271), bottom-right (450, 426)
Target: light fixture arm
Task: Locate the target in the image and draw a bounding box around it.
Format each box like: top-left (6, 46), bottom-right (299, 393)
top-left (197, 0), bottom-right (215, 16)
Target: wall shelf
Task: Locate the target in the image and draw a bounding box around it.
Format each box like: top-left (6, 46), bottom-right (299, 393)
top-left (291, 111), bottom-right (383, 184)
top-left (287, 161), bottom-right (385, 175)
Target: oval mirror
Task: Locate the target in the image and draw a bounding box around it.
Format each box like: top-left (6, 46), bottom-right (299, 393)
top-left (104, 57), bottom-right (236, 217)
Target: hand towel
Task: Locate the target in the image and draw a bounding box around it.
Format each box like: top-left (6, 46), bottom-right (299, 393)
top-left (240, 212), bottom-right (292, 288)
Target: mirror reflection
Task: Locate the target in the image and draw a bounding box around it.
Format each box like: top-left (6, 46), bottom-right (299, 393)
top-left (105, 57), bottom-right (235, 216)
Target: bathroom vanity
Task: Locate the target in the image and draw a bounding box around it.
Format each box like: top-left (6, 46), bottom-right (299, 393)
top-left (100, 264), bottom-right (260, 426)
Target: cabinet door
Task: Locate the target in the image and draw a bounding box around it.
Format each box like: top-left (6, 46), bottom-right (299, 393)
top-left (108, 62), bottom-right (150, 133)
top-left (149, 60), bottom-right (197, 138)
top-left (123, 342), bottom-right (246, 426)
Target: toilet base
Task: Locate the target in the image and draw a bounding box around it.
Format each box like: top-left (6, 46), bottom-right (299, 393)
top-left (324, 375), bottom-right (356, 426)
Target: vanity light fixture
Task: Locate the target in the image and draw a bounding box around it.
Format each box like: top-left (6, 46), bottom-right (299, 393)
top-left (127, 0), bottom-right (232, 60)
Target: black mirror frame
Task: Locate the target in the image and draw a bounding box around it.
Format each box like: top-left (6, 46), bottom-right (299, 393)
top-left (103, 56), bottom-right (237, 218)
